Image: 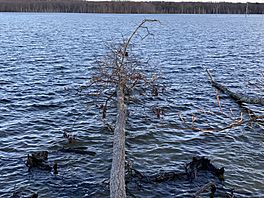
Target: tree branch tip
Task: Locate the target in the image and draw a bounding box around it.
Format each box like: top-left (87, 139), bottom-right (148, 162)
top-left (206, 69), bottom-right (214, 82)
top-left (143, 19), bottom-right (160, 23)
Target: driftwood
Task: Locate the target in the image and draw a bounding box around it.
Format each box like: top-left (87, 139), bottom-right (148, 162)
top-left (26, 151), bottom-right (52, 171)
top-left (26, 148), bottom-right (95, 174)
top-left (63, 129), bottom-right (77, 144)
top-left (26, 151), bottom-right (61, 175)
top-left (125, 157), bottom-right (233, 197)
top-left (126, 156), bottom-right (224, 183)
top-left (185, 156), bottom-right (224, 181)
top-left (206, 69), bottom-right (264, 105)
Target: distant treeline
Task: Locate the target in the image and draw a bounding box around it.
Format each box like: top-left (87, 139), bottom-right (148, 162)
top-left (0, 0), bottom-right (263, 14)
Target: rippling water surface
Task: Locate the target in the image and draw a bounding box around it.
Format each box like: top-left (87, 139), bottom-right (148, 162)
top-left (0, 13), bottom-right (264, 197)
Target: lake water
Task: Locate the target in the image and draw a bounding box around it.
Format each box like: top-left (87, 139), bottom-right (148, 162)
top-left (0, 13), bottom-right (263, 197)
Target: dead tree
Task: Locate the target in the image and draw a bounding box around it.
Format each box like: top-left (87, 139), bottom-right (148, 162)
top-left (110, 19), bottom-right (159, 198)
top-left (84, 19), bottom-right (159, 198)
top-left (178, 70), bottom-right (263, 133)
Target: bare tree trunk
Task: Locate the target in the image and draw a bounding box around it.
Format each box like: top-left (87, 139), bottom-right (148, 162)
top-left (110, 83), bottom-right (127, 198)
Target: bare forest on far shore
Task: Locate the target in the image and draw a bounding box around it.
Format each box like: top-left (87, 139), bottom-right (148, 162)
top-left (0, 0), bottom-right (263, 14)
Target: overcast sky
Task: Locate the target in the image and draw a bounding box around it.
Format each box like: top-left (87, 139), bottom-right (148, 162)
top-left (115, 0), bottom-right (264, 2)
top-left (185, 0), bottom-right (263, 2)
top-left (170, 0), bottom-right (264, 2)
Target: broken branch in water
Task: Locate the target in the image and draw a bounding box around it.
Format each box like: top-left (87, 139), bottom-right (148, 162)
top-left (178, 109), bottom-right (263, 132)
top-left (206, 69), bottom-right (264, 105)
top-left (63, 129), bottom-right (76, 144)
top-left (178, 70), bottom-right (264, 132)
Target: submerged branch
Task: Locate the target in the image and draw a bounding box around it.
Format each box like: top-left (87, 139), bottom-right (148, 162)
top-left (206, 69), bottom-right (264, 105)
top-left (193, 181), bottom-right (216, 198)
top-left (125, 157), bottom-right (235, 197)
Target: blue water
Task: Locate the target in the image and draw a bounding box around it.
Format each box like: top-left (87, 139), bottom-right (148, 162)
top-left (0, 13), bottom-right (264, 197)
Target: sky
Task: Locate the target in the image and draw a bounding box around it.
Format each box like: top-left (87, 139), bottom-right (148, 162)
top-left (146, 0), bottom-right (263, 2)
top-left (186, 0), bottom-right (264, 2)
top-left (169, 0), bottom-right (264, 2)
top-left (109, 0), bottom-right (264, 3)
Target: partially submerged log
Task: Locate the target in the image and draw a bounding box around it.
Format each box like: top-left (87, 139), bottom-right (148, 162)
top-left (185, 156), bottom-right (224, 181)
top-left (126, 156), bottom-right (224, 183)
top-left (125, 157), bottom-right (233, 197)
top-left (26, 147), bottom-right (96, 172)
top-left (206, 69), bottom-right (264, 105)
top-left (26, 151), bottom-right (52, 171)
